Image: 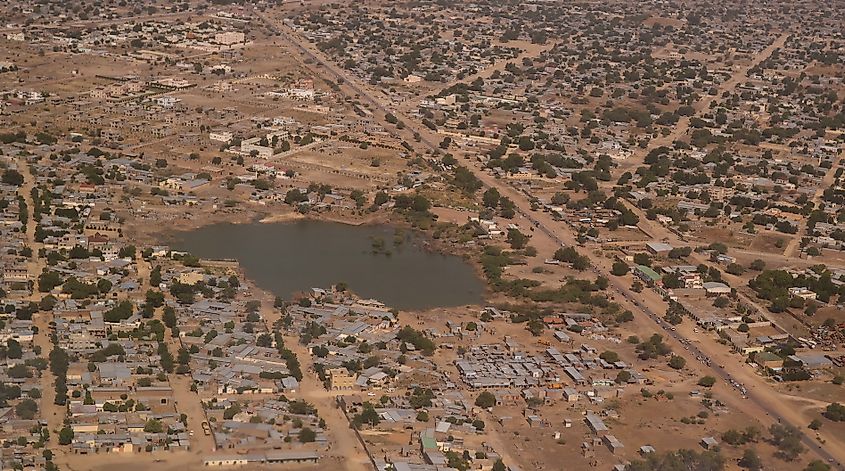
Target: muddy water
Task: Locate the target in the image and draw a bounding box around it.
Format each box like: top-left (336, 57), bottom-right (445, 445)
top-left (169, 220), bottom-right (484, 310)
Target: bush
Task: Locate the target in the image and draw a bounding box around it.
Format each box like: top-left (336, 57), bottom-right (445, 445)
top-left (668, 355), bottom-right (687, 370)
top-left (805, 460), bottom-right (831, 471)
top-left (738, 448), bottom-right (761, 470)
top-left (698, 376), bottom-right (716, 387)
top-left (770, 423), bottom-right (805, 461)
top-left (823, 402), bottom-right (845, 421)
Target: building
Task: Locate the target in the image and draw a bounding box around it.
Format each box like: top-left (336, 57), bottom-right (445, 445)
top-left (203, 451), bottom-right (318, 466)
top-left (790, 354), bottom-right (833, 369)
top-left (209, 130), bottom-right (233, 143)
top-left (603, 435), bottom-right (624, 454)
top-left (753, 351), bottom-right (783, 369)
top-left (646, 242), bottom-right (673, 255)
top-left (585, 413), bottom-right (608, 435)
top-left (634, 265), bottom-right (662, 285)
top-left (327, 368), bottom-right (356, 390)
top-left (703, 282), bottom-right (731, 296)
top-left (788, 287), bottom-right (817, 300)
top-left (700, 437), bottom-right (718, 450)
top-left (215, 32), bottom-right (245, 46)
top-left (240, 137), bottom-right (274, 159)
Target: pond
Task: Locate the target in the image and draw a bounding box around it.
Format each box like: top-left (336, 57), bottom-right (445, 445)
top-left (168, 219), bottom-right (485, 310)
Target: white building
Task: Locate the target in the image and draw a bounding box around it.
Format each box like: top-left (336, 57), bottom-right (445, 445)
top-left (209, 130), bottom-right (234, 143)
top-left (240, 137), bottom-right (273, 159)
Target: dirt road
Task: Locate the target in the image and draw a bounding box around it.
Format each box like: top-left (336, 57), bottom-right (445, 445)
top-left (618, 33), bottom-right (790, 174)
top-left (14, 157), bottom-right (66, 447)
top-left (267, 17), bottom-right (844, 467)
top-left (257, 299), bottom-right (374, 471)
top-left (783, 155), bottom-right (843, 257)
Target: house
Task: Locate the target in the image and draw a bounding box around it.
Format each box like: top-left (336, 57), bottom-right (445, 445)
top-left (603, 435), bottom-right (624, 454)
top-left (788, 287), bottom-right (817, 300)
top-left (700, 437), bottom-right (718, 449)
top-left (563, 388), bottom-right (580, 402)
top-left (280, 377), bottom-right (299, 393)
top-left (753, 351), bottom-right (783, 369)
top-left (494, 390), bottom-right (520, 406)
top-left (646, 242), bottom-right (673, 255)
top-left (554, 331), bottom-right (572, 343)
top-left (209, 130), bottom-right (233, 143)
top-left (585, 413), bottom-right (608, 435)
top-left (203, 451), bottom-right (318, 466)
top-left (327, 368), bottom-right (356, 390)
top-left (703, 282), bottom-right (731, 296)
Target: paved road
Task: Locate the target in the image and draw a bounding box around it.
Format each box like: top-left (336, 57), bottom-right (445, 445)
top-left (262, 16), bottom-right (842, 468)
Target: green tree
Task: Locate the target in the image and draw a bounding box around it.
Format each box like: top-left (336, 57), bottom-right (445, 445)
top-left (668, 355), bottom-right (687, 370)
top-left (1, 169), bottom-right (24, 186)
top-left (769, 423), bottom-right (805, 461)
top-left (58, 426), bottom-right (74, 445)
top-left (627, 449), bottom-right (725, 471)
top-left (146, 290), bottom-right (164, 308)
top-left (599, 351), bottom-right (620, 363)
top-left (482, 188), bottom-right (500, 208)
top-left (6, 339), bottom-right (22, 359)
top-left (143, 419), bottom-right (163, 433)
top-left (298, 427), bottom-right (316, 443)
top-left (15, 398), bottom-right (38, 419)
top-left (506, 228), bottom-right (527, 249)
top-left (163, 306), bottom-right (177, 329)
top-left (698, 376), bottom-right (716, 387)
top-left (353, 402), bottom-right (380, 428)
top-left (611, 261), bottom-right (629, 276)
top-left (823, 402), bottom-right (845, 421)
top-left (475, 391), bottom-right (496, 408)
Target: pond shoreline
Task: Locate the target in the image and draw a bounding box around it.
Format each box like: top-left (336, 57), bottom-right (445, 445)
top-left (165, 218), bottom-right (485, 311)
